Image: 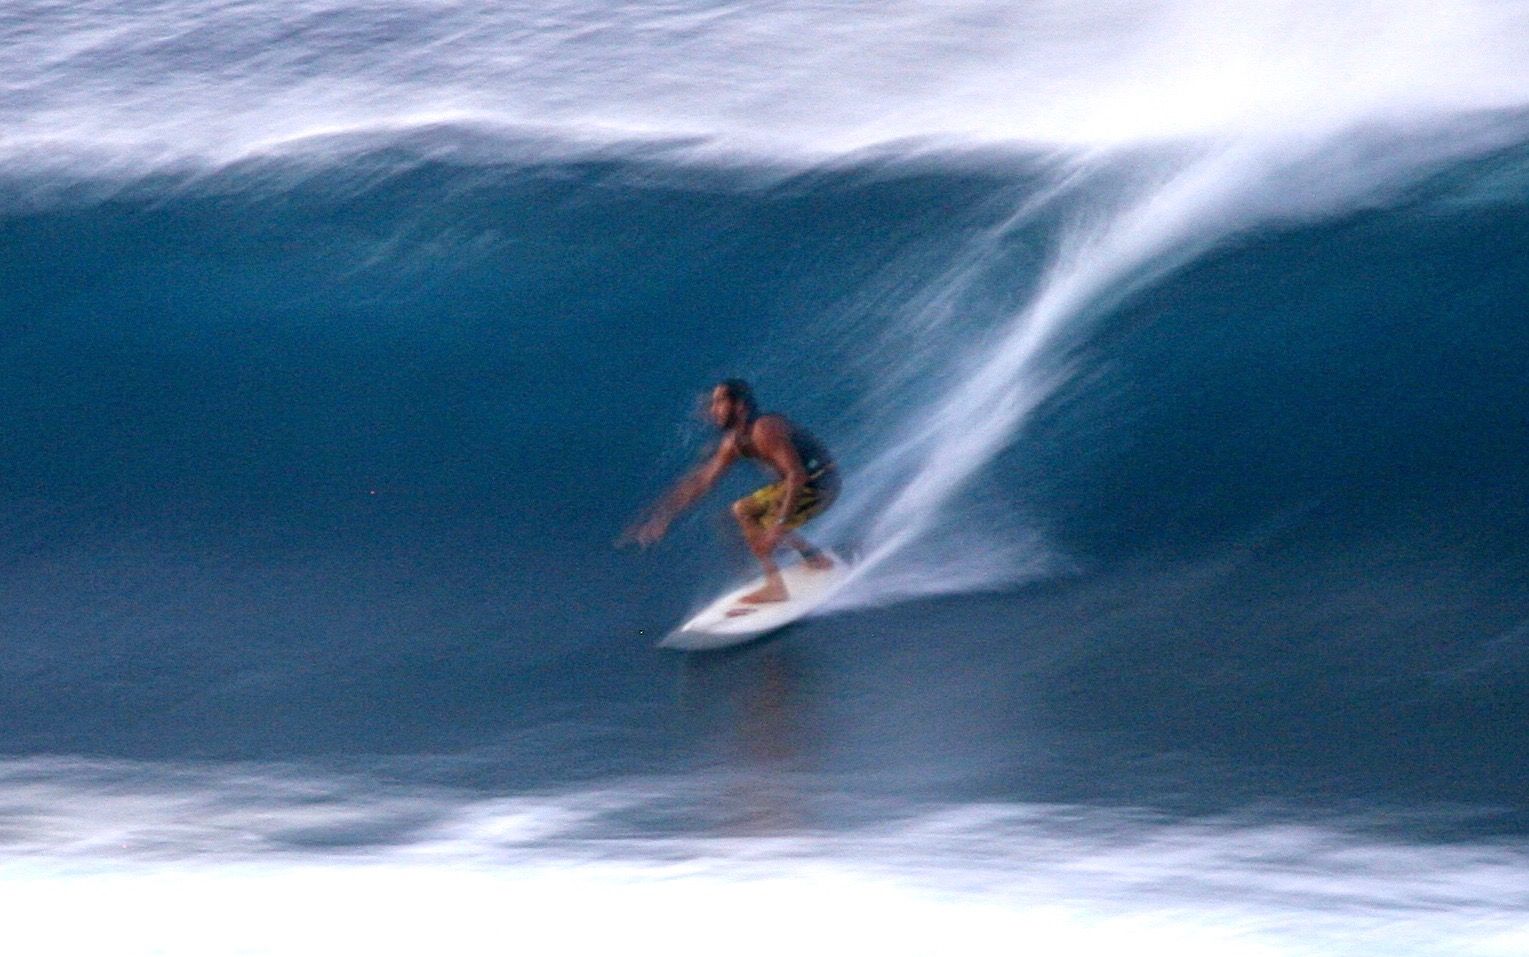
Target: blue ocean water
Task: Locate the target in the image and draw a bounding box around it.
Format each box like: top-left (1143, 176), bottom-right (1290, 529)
top-left (4, 1), bottom-right (1529, 953)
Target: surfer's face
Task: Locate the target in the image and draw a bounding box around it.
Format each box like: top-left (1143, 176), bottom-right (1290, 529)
top-left (708, 386), bottom-right (738, 429)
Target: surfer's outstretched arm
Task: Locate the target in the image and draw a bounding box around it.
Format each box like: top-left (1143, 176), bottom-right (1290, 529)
top-left (620, 437), bottom-right (739, 546)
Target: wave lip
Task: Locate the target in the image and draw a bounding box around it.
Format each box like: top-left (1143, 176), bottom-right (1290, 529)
top-left (6, 0), bottom-right (1529, 174)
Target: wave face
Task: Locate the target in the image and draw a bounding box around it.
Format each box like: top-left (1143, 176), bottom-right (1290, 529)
top-left (4, 2), bottom-right (1529, 953)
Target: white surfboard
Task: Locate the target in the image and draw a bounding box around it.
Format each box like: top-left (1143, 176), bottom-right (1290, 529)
top-left (660, 554), bottom-right (851, 651)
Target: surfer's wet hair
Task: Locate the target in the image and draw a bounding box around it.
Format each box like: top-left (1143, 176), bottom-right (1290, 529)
top-left (716, 378), bottom-right (757, 415)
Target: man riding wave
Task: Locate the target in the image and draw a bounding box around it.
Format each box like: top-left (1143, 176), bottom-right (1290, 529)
top-left (622, 379), bottom-right (838, 605)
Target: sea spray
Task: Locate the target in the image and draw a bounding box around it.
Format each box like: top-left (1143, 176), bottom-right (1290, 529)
top-left (823, 112), bottom-right (1529, 608)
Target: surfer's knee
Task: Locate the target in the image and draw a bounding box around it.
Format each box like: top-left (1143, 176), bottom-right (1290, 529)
top-left (730, 498), bottom-right (757, 524)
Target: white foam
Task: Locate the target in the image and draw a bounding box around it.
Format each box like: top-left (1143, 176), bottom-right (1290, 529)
top-left (2, 757), bottom-right (1526, 956)
top-left (4, 0), bottom-right (1529, 172)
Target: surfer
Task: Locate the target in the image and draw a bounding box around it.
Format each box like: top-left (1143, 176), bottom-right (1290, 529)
top-left (622, 379), bottom-right (839, 604)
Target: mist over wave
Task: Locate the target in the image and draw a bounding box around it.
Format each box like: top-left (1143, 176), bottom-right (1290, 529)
top-left (5, 0), bottom-right (1529, 168)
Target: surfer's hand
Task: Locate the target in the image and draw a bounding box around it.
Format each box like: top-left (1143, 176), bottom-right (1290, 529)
top-left (619, 516), bottom-right (668, 548)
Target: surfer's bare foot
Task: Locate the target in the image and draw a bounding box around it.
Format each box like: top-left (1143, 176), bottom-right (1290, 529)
top-left (740, 580), bottom-right (789, 604)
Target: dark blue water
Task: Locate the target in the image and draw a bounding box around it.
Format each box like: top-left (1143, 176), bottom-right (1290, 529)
top-left (4, 133), bottom-right (1529, 954)
top-left (4, 139), bottom-right (1527, 801)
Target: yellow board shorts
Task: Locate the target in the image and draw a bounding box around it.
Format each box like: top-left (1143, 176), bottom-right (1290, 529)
top-left (742, 469), bottom-right (838, 531)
